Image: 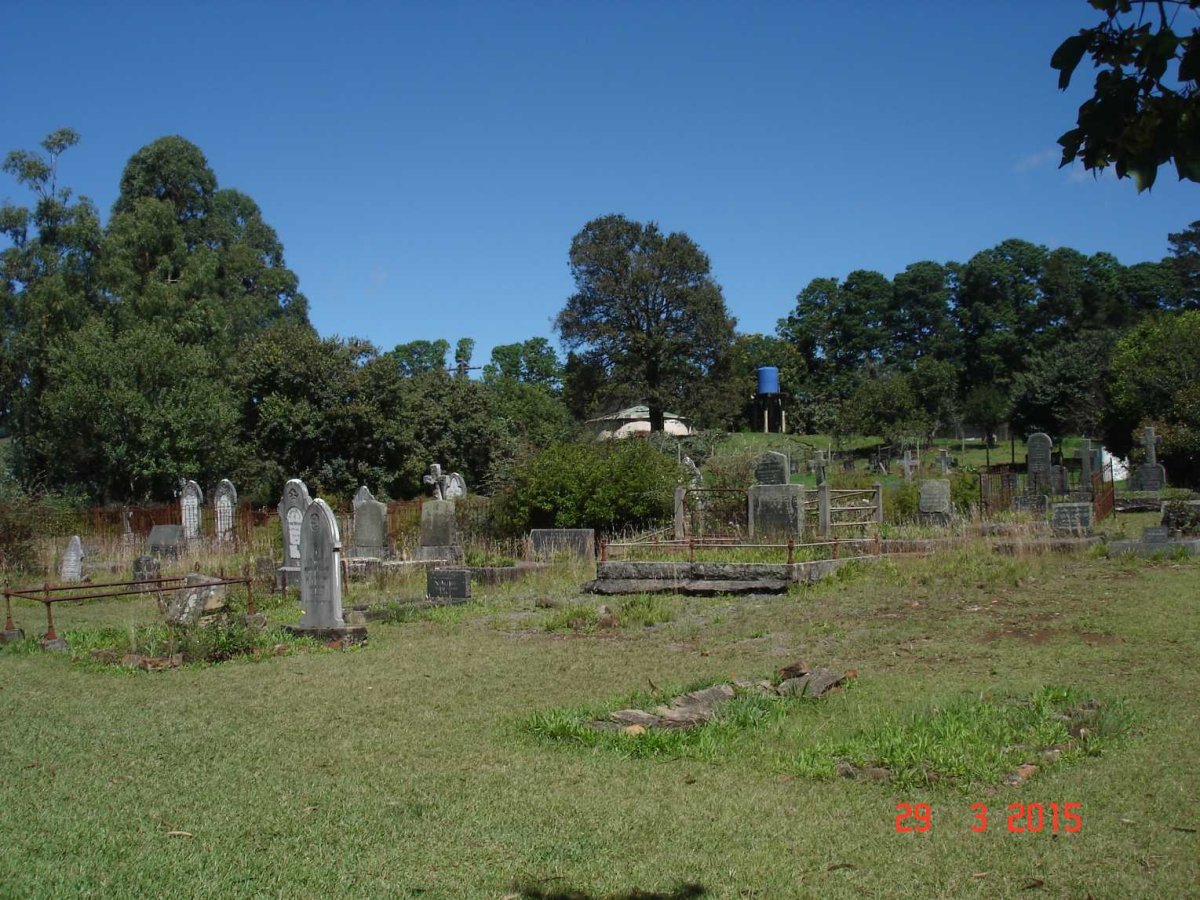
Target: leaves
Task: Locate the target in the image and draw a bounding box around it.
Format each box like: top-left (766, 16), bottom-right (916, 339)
top-left (1051, 32), bottom-right (1092, 90)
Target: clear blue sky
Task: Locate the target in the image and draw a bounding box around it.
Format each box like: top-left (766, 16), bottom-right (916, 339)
top-left (3, 1), bottom-right (1196, 368)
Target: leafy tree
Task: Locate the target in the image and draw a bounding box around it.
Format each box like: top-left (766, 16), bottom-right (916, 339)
top-left (454, 337), bottom-right (475, 378)
top-left (556, 214), bottom-right (736, 431)
top-left (839, 372), bottom-right (928, 445)
top-left (1053, 0), bottom-right (1200, 190)
top-left (886, 261), bottom-right (961, 367)
top-left (1104, 311), bottom-right (1200, 485)
top-left (1010, 332), bottom-right (1113, 438)
top-left (1168, 219), bottom-right (1200, 305)
top-left (387, 339), bottom-right (449, 376)
top-left (963, 384), bottom-right (1014, 448)
top-left (482, 337), bottom-right (563, 389)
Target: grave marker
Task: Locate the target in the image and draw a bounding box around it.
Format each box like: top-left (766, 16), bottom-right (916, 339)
top-left (1143, 526), bottom-right (1170, 543)
top-left (179, 480), bottom-right (203, 540)
top-left (427, 568), bottom-right (471, 601)
top-left (529, 529), bottom-right (596, 559)
top-left (277, 479), bottom-right (312, 588)
top-left (753, 451), bottom-right (789, 485)
top-left (1026, 432), bottom-right (1052, 491)
top-left (1051, 501), bottom-right (1094, 535)
top-left (748, 484), bottom-right (805, 538)
top-left (148, 524), bottom-right (184, 559)
top-left (213, 479), bottom-right (237, 543)
top-left (918, 480), bottom-right (951, 518)
top-left (351, 485), bottom-right (388, 557)
top-left (298, 499), bottom-right (346, 630)
top-left (59, 536), bottom-right (84, 582)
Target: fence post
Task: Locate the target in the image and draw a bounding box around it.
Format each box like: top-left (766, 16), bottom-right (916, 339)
top-left (872, 482), bottom-right (884, 524)
top-left (818, 482), bottom-right (831, 538)
top-left (832, 536), bottom-right (839, 559)
top-left (786, 538), bottom-right (794, 566)
top-left (599, 538), bottom-right (609, 562)
top-left (673, 486), bottom-right (687, 541)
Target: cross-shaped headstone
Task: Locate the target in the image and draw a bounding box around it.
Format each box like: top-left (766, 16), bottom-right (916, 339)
top-left (938, 448), bottom-right (949, 475)
top-left (900, 450), bottom-right (917, 482)
top-left (811, 450), bottom-right (827, 485)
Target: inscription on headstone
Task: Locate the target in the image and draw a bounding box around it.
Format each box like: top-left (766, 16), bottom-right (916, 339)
top-left (918, 480), bottom-right (951, 515)
top-left (179, 480), bottom-right (203, 540)
top-left (1143, 526), bottom-right (1170, 544)
top-left (299, 499), bottom-right (345, 628)
top-left (213, 479), bottom-right (237, 543)
top-left (754, 451), bottom-right (789, 485)
top-left (427, 567), bottom-right (471, 600)
top-left (1051, 501), bottom-right (1094, 535)
top-left (277, 479), bottom-right (312, 569)
top-left (1026, 432), bottom-right (1052, 490)
top-left (59, 535), bottom-right (84, 582)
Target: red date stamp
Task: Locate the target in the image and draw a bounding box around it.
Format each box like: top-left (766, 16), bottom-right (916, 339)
top-left (894, 802), bottom-right (1082, 833)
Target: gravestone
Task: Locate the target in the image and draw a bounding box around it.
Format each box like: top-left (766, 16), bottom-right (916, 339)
top-left (351, 485), bottom-right (388, 557)
top-left (59, 535), bottom-right (84, 582)
top-left (748, 484), bottom-right (805, 539)
top-left (529, 529), bottom-right (596, 559)
top-left (422, 463), bottom-right (468, 500)
top-left (899, 451), bottom-right (917, 482)
top-left (1026, 433), bottom-right (1052, 491)
top-left (427, 567), bottom-right (471, 601)
top-left (132, 555), bottom-right (161, 586)
top-left (918, 480), bottom-right (951, 523)
top-left (1130, 426), bottom-right (1167, 492)
top-left (179, 480), bottom-right (204, 540)
top-left (277, 478), bottom-right (312, 588)
top-left (1013, 494), bottom-right (1048, 515)
top-left (1051, 501), bottom-right (1094, 535)
top-left (1077, 440), bottom-right (1093, 493)
top-left (418, 500), bottom-right (457, 547)
top-left (1143, 526), bottom-right (1170, 544)
top-left (213, 479), bottom-right (237, 543)
top-left (754, 451), bottom-right (789, 485)
top-left (811, 451), bottom-right (827, 486)
top-left (285, 498), bottom-right (364, 642)
top-left (148, 524), bottom-right (184, 559)
top-left (166, 574), bottom-right (228, 627)
top-left (938, 448), bottom-right (950, 476)
top-left (1050, 464), bottom-right (1069, 495)
top-left (121, 507), bottom-right (136, 546)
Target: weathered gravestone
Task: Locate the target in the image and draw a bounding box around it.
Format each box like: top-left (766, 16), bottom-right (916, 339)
top-left (811, 451), bottom-right (828, 486)
top-left (918, 480), bottom-right (952, 523)
top-left (748, 484), bottom-right (805, 539)
top-left (166, 574), bottom-right (228, 627)
top-left (938, 448), bottom-right (950, 475)
top-left (1013, 493), bottom-right (1048, 515)
top-left (427, 567), bottom-right (471, 601)
top-left (277, 478), bottom-right (312, 589)
top-left (59, 535), bottom-right (84, 582)
top-left (422, 463), bottom-right (467, 500)
top-left (179, 480), bottom-right (203, 540)
top-left (1050, 464), bottom-right (1069, 495)
top-left (351, 485), bottom-right (388, 557)
top-left (148, 524), bottom-right (184, 559)
top-left (899, 451), bottom-right (917, 482)
top-left (1026, 432), bottom-right (1053, 491)
top-left (529, 529), bottom-right (596, 559)
top-left (286, 498), bottom-right (366, 642)
top-left (413, 499), bottom-right (462, 562)
top-left (121, 507), bottom-right (136, 546)
top-left (754, 451), bottom-right (789, 485)
top-left (1143, 526), bottom-right (1170, 543)
top-left (213, 479), bottom-right (237, 543)
top-left (1051, 501), bottom-right (1094, 535)
top-left (1130, 426), bottom-right (1167, 492)
top-left (132, 555), bottom-right (161, 588)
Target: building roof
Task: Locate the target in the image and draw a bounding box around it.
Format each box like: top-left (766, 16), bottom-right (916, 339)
top-left (584, 404), bottom-right (690, 424)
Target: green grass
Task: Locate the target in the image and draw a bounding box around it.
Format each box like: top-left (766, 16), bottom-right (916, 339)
top-left (2, 542), bottom-right (1198, 897)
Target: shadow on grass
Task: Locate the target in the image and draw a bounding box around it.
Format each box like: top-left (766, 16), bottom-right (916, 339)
top-left (514, 881), bottom-right (706, 899)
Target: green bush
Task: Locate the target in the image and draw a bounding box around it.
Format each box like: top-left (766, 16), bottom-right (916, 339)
top-left (495, 439), bottom-right (682, 534)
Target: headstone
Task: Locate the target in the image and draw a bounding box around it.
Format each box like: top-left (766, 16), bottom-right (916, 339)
top-left (1051, 501), bottom-right (1094, 535)
top-left (899, 451), bottom-right (917, 482)
top-left (748, 484), bottom-right (805, 539)
top-left (351, 485), bottom-right (388, 557)
top-left (419, 499), bottom-right (457, 548)
top-left (298, 498), bottom-right (345, 629)
top-left (59, 535), bottom-right (84, 582)
top-left (754, 451), bottom-right (789, 485)
top-left (427, 567), bottom-right (471, 600)
top-left (918, 480), bottom-right (951, 516)
top-left (121, 507), bottom-right (136, 546)
top-left (443, 472), bottom-right (467, 499)
top-left (1143, 526), bottom-right (1170, 544)
top-left (1026, 433), bottom-right (1052, 491)
top-left (213, 479), bottom-right (237, 543)
top-left (277, 479), bottom-right (312, 588)
top-left (1130, 425), bottom-right (1167, 491)
top-left (529, 529), bottom-right (596, 559)
top-left (811, 451), bottom-right (827, 486)
top-left (148, 524), bottom-right (184, 559)
top-left (165, 574), bottom-right (228, 626)
top-left (1013, 494), bottom-right (1048, 515)
top-left (132, 555), bottom-right (161, 586)
top-left (938, 448), bottom-right (950, 476)
top-left (179, 480), bottom-right (204, 540)
top-left (1050, 465), bottom-right (1069, 495)
top-left (682, 455), bottom-right (703, 487)
top-left (422, 464), bottom-right (468, 500)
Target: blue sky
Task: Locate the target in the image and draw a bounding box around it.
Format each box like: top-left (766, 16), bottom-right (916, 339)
top-left (3, 1), bottom-right (1196, 368)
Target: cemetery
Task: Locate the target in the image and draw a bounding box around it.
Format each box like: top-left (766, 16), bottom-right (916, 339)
top-left (4, 5), bottom-right (1200, 891)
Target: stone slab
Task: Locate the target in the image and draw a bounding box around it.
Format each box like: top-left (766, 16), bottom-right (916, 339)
top-left (1050, 501), bottom-right (1094, 535)
top-left (753, 451), bottom-right (789, 485)
top-left (148, 524), bottom-right (184, 558)
top-left (419, 500), bottom-right (457, 548)
top-left (748, 484), bottom-right (805, 538)
top-left (427, 567), bottom-right (471, 600)
top-left (283, 623), bottom-right (368, 644)
top-left (529, 528), bottom-right (595, 559)
top-left (918, 479), bottom-right (951, 515)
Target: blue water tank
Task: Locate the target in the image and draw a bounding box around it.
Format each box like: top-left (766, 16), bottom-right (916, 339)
top-left (756, 366), bottom-right (780, 395)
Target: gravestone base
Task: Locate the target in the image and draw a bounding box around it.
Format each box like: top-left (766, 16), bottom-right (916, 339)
top-left (2, 628), bottom-right (26, 644)
top-left (412, 545), bottom-right (464, 563)
top-left (39, 635), bottom-right (69, 651)
top-left (283, 623), bottom-right (368, 645)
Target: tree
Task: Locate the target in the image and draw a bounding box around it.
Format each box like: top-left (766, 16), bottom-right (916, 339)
top-left (1010, 332), bottom-right (1113, 438)
top-left (556, 214), bottom-right (735, 432)
top-left (1168, 219), bottom-right (1200, 305)
top-left (1104, 310), bottom-right (1200, 485)
top-left (482, 337), bottom-right (562, 389)
top-left (387, 339), bottom-right (449, 377)
top-left (963, 384), bottom-right (1013, 448)
top-left (1053, 0), bottom-right (1200, 190)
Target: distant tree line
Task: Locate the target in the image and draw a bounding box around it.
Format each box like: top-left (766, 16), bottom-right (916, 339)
top-left (2, 130), bottom-right (1198, 502)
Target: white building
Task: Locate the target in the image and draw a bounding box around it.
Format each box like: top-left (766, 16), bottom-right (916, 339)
top-left (584, 405), bottom-right (693, 440)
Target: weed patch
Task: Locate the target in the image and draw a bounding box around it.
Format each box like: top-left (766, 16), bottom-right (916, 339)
top-left (793, 686), bottom-right (1127, 789)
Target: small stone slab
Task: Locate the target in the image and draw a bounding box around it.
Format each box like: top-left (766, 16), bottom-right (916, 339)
top-left (60, 536), bottom-right (84, 582)
top-left (148, 524), bottom-right (185, 558)
top-left (803, 667), bottom-right (846, 697)
top-left (918, 480), bottom-right (951, 515)
top-left (427, 567), bottom-right (471, 600)
top-left (1051, 502), bottom-right (1094, 535)
top-left (1143, 526), bottom-right (1170, 543)
top-left (777, 675), bottom-right (810, 697)
top-left (166, 575), bottom-right (228, 626)
top-left (132, 555), bottom-right (161, 586)
top-left (586, 578), bottom-right (789, 596)
top-left (282, 623), bottom-right (368, 645)
top-left (609, 709), bottom-right (663, 728)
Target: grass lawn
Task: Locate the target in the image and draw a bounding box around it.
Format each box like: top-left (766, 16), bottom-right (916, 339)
top-left (2, 546), bottom-right (1198, 897)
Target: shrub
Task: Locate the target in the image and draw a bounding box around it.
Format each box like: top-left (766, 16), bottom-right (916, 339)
top-left (495, 439), bottom-right (682, 534)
